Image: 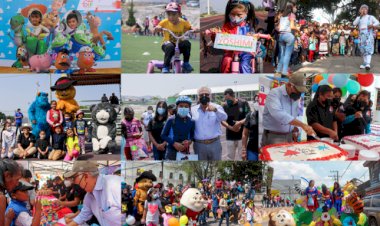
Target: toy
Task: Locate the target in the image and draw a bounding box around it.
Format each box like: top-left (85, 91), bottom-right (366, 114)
top-left (85, 12), bottom-right (114, 50)
top-left (29, 53), bottom-right (52, 73)
top-left (133, 171), bottom-right (157, 221)
top-left (268, 209), bottom-right (296, 226)
top-left (8, 14), bottom-right (26, 47)
top-left (179, 188), bottom-right (206, 226)
top-left (51, 33), bottom-right (71, 53)
top-left (90, 102), bottom-right (119, 154)
top-left (54, 49), bottom-right (74, 74)
top-left (77, 46), bottom-right (95, 74)
top-left (50, 77), bottom-right (80, 115)
top-left (12, 45), bottom-right (29, 68)
top-left (345, 193), bottom-right (363, 214)
top-left (292, 205), bottom-right (313, 226)
top-left (311, 207), bottom-right (341, 226)
top-left (28, 92), bottom-right (51, 139)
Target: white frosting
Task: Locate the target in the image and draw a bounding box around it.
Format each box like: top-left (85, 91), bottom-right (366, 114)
top-left (359, 150), bottom-right (379, 161)
top-left (343, 134), bottom-right (380, 151)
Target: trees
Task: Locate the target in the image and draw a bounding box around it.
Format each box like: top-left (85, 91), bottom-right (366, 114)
top-left (126, 0), bottom-right (136, 26)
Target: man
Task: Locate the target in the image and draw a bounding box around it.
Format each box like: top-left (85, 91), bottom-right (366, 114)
top-left (242, 108), bottom-right (259, 160)
top-left (101, 94), bottom-right (109, 103)
top-left (191, 87), bottom-right (227, 160)
top-left (64, 160), bottom-right (123, 226)
top-left (19, 169), bottom-right (36, 211)
top-left (13, 124), bottom-right (37, 159)
top-left (14, 109), bottom-right (23, 136)
top-left (222, 89), bottom-right (250, 160)
top-left (52, 176), bottom-right (66, 199)
top-left (109, 93), bottom-right (119, 105)
top-left (262, 73), bottom-right (316, 146)
top-left (141, 106), bottom-right (155, 151)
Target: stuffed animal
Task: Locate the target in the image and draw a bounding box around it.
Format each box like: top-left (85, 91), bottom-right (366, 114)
top-left (28, 92), bottom-right (51, 138)
top-left (85, 12), bottom-right (114, 50)
top-left (133, 171), bottom-right (157, 221)
top-left (311, 207), bottom-right (341, 226)
top-left (54, 48), bottom-right (75, 74)
top-left (268, 209), bottom-right (296, 226)
top-left (50, 77), bottom-right (80, 115)
top-left (179, 188), bottom-right (206, 226)
top-left (8, 14), bottom-right (25, 47)
top-left (29, 53), bottom-right (52, 73)
top-left (90, 102), bottom-right (119, 154)
top-left (77, 46), bottom-right (95, 74)
top-left (12, 45), bottom-right (28, 69)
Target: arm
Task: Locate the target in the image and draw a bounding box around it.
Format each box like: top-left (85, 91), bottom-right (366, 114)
top-left (72, 196), bottom-right (94, 225)
top-left (161, 119), bottom-right (174, 146)
top-left (58, 111), bottom-right (63, 125)
top-left (46, 111), bottom-right (54, 126)
top-left (0, 194), bottom-right (6, 226)
top-left (353, 17), bottom-right (360, 26)
top-left (215, 105), bottom-right (228, 122)
top-left (28, 103), bottom-right (36, 123)
top-left (60, 197), bottom-right (81, 208)
top-left (241, 127), bottom-right (249, 159)
top-left (332, 121), bottom-right (338, 133)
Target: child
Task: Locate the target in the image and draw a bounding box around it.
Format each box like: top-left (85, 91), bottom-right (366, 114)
top-left (308, 32), bottom-right (317, 62)
top-left (36, 130), bottom-right (50, 159)
top-left (155, 2), bottom-right (197, 73)
top-left (162, 205), bottom-right (174, 226)
top-left (347, 36), bottom-right (354, 56)
top-left (73, 110), bottom-right (87, 154)
top-left (4, 183), bottom-right (42, 226)
top-left (142, 188), bottom-right (164, 226)
top-left (319, 30), bottom-right (328, 59)
top-left (46, 100), bottom-right (63, 133)
top-left (49, 126), bottom-right (66, 160)
top-left (339, 31), bottom-right (346, 56)
top-left (255, 39), bottom-right (267, 73)
top-left (65, 128), bottom-right (79, 161)
top-left (301, 27), bottom-right (310, 63)
top-left (244, 201), bottom-right (254, 226)
top-left (121, 106), bottom-right (143, 160)
top-left (63, 112), bottom-right (74, 133)
top-left (1, 122), bottom-right (16, 159)
top-left (61, 10), bottom-right (83, 36)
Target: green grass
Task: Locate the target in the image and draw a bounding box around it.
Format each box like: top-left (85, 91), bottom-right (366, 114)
top-left (122, 33), bottom-right (200, 73)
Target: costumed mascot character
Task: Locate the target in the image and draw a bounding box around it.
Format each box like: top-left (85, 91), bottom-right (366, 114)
top-left (50, 77), bottom-right (80, 116)
top-left (179, 188), bottom-right (206, 226)
top-left (133, 171), bottom-right (157, 223)
top-left (268, 209), bottom-right (296, 226)
top-left (309, 206), bottom-right (342, 226)
top-left (90, 101), bottom-right (120, 154)
top-left (340, 181), bottom-right (367, 226)
top-left (28, 92), bottom-right (51, 139)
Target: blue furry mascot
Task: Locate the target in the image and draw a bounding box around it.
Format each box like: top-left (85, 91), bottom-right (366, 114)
top-left (28, 92), bottom-right (51, 138)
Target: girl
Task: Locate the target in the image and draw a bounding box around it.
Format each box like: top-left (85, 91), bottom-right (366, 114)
top-left (244, 201), bottom-right (254, 226)
top-left (321, 184), bottom-right (332, 209)
top-left (1, 122), bottom-right (16, 159)
top-left (319, 30), bottom-right (328, 59)
top-left (121, 106), bottom-right (143, 160)
top-left (162, 205), bottom-right (174, 226)
top-left (142, 188), bottom-right (164, 226)
top-left (147, 101), bottom-right (168, 160)
top-left (46, 100), bottom-right (63, 133)
top-left (308, 32), bottom-right (317, 62)
top-left (353, 4), bottom-right (380, 70)
top-left (347, 36), bottom-right (354, 56)
top-left (64, 128), bottom-right (79, 161)
top-left (339, 31), bottom-right (346, 56)
top-left (276, 1), bottom-right (298, 77)
top-left (63, 112), bottom-right (74, 133)
top-left (332, 182), bottom-right (343, 213)
top-left (305, 180), bottom-right (319, 212)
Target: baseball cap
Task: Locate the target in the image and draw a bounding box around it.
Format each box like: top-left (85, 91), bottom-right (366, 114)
top-left (11, 182), bottom-right (34, 194)
top-left (289, 73), bottom-right (307, 93)
top-left (63, 161), bottom-right (98, 178)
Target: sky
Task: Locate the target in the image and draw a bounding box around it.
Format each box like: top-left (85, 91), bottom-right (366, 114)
top-left (0, 74), bottom-right (120, 116)
top-left (121, 74), bottom-right (262, 97)
top-left (269, 161), bottom-right (369, 188)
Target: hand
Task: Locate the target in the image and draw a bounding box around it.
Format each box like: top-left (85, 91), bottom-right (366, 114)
top-left (141, 219), bottom-right (146, 225)
top-left (232, 123), bottom-right (241, 132)
top-left (302, 125), bottom-right (316, 136)
top-left (242, 147), bottom-right (247, 160)
top-left (35, 198), bottom-right (42, 213)
top-left (52, 199), bottom-right (62, 207)
top-left (5, 208), bottom-right (15, 221)
top-left (1, 148), bottom-right (5, 154)
top-left (158, 143), bottom-right (166, 151)
top-left (355, 111), bottom-right (363, 118)
top-left (173, 142), bottom-right (185, 152)
top-left (206, 104), bottom-right (216, 112)
top-left (328, 130), bottom-right (339, 141)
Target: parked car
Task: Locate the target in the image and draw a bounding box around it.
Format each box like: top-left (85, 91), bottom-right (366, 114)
top-left (363, 194), bottom-right (380, 226)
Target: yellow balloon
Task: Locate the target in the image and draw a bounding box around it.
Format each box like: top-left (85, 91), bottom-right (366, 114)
top-left (296, 198), bottom-right (303, 204)
top-left (179, 216), bottom-right (188, 225)
top-left (168, 217), bottom-right (180, 226)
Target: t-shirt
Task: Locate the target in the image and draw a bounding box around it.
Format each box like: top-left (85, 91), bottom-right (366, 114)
top-left (121, 118), bottom-right (142, 148)
top-left (223, 99), bottom-right (251, 140)
top-left (17, 133), bottom-right (36, 149)
top-left (63, 120), bottom-right (74, 133)
top-left (74, 119), bottom-right (87, 135)
top-left (66, 136), bottom-right (79, 150)
top-left (15, 112), bottom-right (23, 124)
top-left (306, 100), bottom-right (336, 139)
top-left (144, 199), bottom-right (162, 224)
top-left (279, 13), bottom-right (296, 33)
top-left (245, 207), bottom-right (253, 221)
top-left (64, 184), bottom-right (86, 212)
top-left (244, 111), bottom-right (258, 151)
top-left (36, 139), bottom-right (49, 151)
top-left (301, 33), bottom-right (309, 49)
top-left (15, 212), bottom-right (33, 226)
top-left (158, 18), bottom-right (191, 43)
top-left (52, 133), bottom-right (66, 150)
top-left (141, 112), bottom-right (154, 127)
top-left (53, 183), bottom-right (65, 199)
top-left (146, 119), bottom-right (166, 144)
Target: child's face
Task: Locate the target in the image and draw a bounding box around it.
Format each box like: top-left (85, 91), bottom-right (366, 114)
top-left (30, 14), bottom-right (42, 26)
top-left (229, 6), bottom-right (248, 24)
top-left (64, 114), bottom-right (71, 121)
top-left (78, 113), bottom-right (83, 119)
top-left (67, 18), bottom-right (79, 29)
top-left (12, 190), bottom-right (29, 202)
top-left (51, 102), bottom-right (57, 109)
top-left (167, 11), bottom-right (180, 24)
top-left (39, 132), bottom-right (46, 139)
top-left (67, 129), bottom-right (73, 137)
top-left (55, 127), bottom-right (62, 134)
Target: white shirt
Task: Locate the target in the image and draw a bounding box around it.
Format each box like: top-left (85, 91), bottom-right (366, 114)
top-left (141, 112), bottom-right (154, 126)
top-left (15, 212), bottom-right (32, 226)
top-left (73, 174), bottom-right (124, 226)
top-left (353, 15), bottom-right (380, 31)
top-left (245, 207), bottom-right (253, 221)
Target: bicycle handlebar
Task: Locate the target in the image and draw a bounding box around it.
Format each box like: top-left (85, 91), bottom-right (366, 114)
top-left (161, 28), bottom-right (194, 39)
top-left (204, 29), bottom-right (272, 40)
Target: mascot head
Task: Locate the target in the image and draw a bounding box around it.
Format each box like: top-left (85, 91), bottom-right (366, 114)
top-left (180, 188), bottom-right (205, 212)
top-left (35, 92), bottom-right (50, 109)
top-left (50, 77), bottom-right (77, 101)
top-left (10, 14), bottom-right (25, 31)
top-left (90, 102), bottom-right (119, 125)
top-left (135, 171), bottom-right (156, 191)
top-left (269, 210), bottom-right (296, 226)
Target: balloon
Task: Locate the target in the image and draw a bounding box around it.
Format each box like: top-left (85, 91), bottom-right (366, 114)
top-left (179, 216), bottom-right (188, 225)
top-left (322, 73), bottom-right (329, 79)
top-left (244, 223), bottom-right (251, 226)
top-left (346, 80), bottom-right (361, 94)
top-left (357, 73), bottom-right (374, 87)
top-left (168, 217), bottom-right (180, 226)
top-left (328, 74), bottom-right (335, 84)
top-left (314, 74), bottom-right (324, 83)
top-left (312, 83), bottom-right (319, 92)
top-left (333, 74), bottom-right (349, 87)
top-left (341, 86), bottom-right (347, 97)
top-left (126, 215), bottom-right (136, 225)
top-left (319, 79), bottom-right (329, 86)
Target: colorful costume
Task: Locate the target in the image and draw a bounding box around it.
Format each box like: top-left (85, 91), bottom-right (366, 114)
top-left (28, 92), bottom-right (51, 139)
top-left (305, 186), bottom-right (319, 211)
top-left (332, 188), bottom-right (343, 213)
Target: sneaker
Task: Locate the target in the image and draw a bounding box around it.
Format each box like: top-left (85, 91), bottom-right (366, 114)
top-left (82, 150), bottom-right (86, 155)
top-left (182, 62), bottom-right (194, 73)
top-left (360, 64), bottom-right (365, 69)
top-left (366, 64), bottom-right (371, 71)
top-left (162, 67), bottom-right (170, 73)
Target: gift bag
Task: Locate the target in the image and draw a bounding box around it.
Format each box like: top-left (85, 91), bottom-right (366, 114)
top-left (176, 152), bottom-right (198, 161)
top-left (130, 138), bottom-right (148, 160)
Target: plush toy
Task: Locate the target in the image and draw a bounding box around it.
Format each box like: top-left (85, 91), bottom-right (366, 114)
top-left (29, 52), bottom-right (52, 73)
top-left (133, 171), bottom-right (157, 221)
top-left (292, 205), bottom-right (313, 226)
top-left (54, 49), bottom-right (75, 74)
top-left (28, 92), bottom-right (51, 138)
top-left (85, 12), bottom-right (114, 50)
top-left (179, 188), bottom-right (206, 226)
top-left (8, 14), bottom-right (25, 47)
top-left (77, 46), bottom-right (95, 74)
top-left (268, 209), bottom-right (296, 226)
top-left (12, 45), bottom-right (29, 69)
top-left (311, 207), bottom-right (341, 226)
top-left (340, 213), bottom-right (367, 226)
top-left (90, 102), bottom-right (119, 154)
top-left (50, 77), bottom-right (80, 115)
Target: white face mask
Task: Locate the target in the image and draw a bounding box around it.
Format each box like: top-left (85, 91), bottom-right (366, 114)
top-left (40, 135), bottom-right (46, 139)
top-left (148, 110), bottom-right (153, 114)
top-left (64, 180), bottom-right (72, 187)
top-left (6, 127), bottom-right (12, 132)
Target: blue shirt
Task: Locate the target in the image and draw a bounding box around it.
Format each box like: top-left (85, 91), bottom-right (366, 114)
top-left (262, 85), bottom-right (299, 133)
top-left (15, 112), bottom-right (23, 124)
top-left (191, 103), bottom-right (227, 140)
top-left (161, 115), bottom-right (195, 147)
top-left (74, 174), bottom-right (124, 225)
top-left (212, 195), bottom-right (219, 208)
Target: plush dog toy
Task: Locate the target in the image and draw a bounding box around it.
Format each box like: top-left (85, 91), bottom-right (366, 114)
top-left (28, 92), bottom-right (51, 138)
top-left (133, 171), bottom-right (157, 222)
top-left (50, 77), bottom-right (80, 115)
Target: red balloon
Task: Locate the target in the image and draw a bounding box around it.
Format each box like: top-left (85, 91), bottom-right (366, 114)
top-left (328, 74), bottom-right (335, 85)
top-left (357, 73), bottom-right (374, 87)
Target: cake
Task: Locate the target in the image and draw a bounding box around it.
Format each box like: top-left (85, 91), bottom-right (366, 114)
top-left (260, 141), bottom-right (348, 161)
top-left (343, 134), bottom-right (380, 151)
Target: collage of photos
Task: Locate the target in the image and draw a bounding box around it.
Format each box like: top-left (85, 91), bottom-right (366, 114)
top-left (0, 0), bottom-right (379, 225)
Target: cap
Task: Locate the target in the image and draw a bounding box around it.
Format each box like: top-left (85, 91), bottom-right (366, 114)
top-left (224, 88), bottom-right (234, 96)
top-left (21, 123), bottom-right (32, 131)
top-left (11, 182), bottom-right (34, 194)
top-left (289, 73), bottom-right (307, 93)
top-left (63, 161), bottom-right (98, 178)
top-left (50, 77), bottom-right (77, 91)
top-left (23, 169), bottom-right (32, 179)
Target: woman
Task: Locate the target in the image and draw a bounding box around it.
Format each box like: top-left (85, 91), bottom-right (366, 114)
top-left (332, 182), bottom-right (343, 213)
top-left (275, 1), bottom-right (298, 78)
top-left (305, 180), bottom-right (319, 212)
top-left (353, 4), bottom-right (380, 70)
top-left (147, 101), bottom-right (168, 160)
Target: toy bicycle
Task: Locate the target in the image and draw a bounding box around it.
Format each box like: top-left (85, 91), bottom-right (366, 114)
top-left (147, 28), bottom-right (194, 74)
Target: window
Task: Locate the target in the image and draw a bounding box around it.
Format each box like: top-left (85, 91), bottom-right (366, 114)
top-left (169, 172), bottom-right (173, 179)
top-left (372, 195), bottom-right (380, 208)
top-left (179, 174), bottom-right (183, 180)
top-left (363, 197), bottom-right (371, 207)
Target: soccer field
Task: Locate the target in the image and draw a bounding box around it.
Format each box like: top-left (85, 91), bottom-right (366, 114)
top-left (122, 33), bottom-right (200, 73)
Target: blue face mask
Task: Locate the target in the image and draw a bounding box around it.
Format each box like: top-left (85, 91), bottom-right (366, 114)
top-left (177, 107), bottom-right (189, 118)
top-left (229, 15), bottom-right (247, 25)
top-left (157, 107), bottom-right (166, 115)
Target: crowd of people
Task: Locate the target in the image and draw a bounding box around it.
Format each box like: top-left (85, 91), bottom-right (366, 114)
top-left (0, 159), bottom-right (122, 226)
top-left (122, 86), bottom-right (259, 161)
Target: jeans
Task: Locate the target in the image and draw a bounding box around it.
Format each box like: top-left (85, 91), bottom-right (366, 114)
top-left (219, 211), bottom-right (229, 226)
top-left (152, 145), bottom-right (166, 160)
top-left (276, 32), bottom-right (295, 75)
top-left (247, 150), bottom-right (258, 161)
top-left (162, 40), bottom-right (191, 67)
top-left (212, 207), bottom-right (219, 220)
top-left (334, 199), bottom-right (342, 213)
top-left (165, 146), bottom-right (177, 160)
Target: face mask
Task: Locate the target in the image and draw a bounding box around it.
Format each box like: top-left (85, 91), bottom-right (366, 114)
top-left (148, 110), bottom-right (153, 114)
top-left (177, 107), bottom-right (189, 118)
top-left (125, 117), bottom-right (133, 121)
top-left (226, 99), bottom-right (234, 107)
top-left (200, 95), bottom-right (210, 105)
top-left (65, 117), bottom-right (70, 121)
top-left (6, 127), bottom-right (11, 132)
top-left (229, 15), bottom-right (247, 25)
top-left (357, 100), bottom-right (367, 109)
top-left (153, 194), bottom-right (160, 200)
top-left (64, 180), bottom-right (72, 187)
top-left (332, 98), bottom-right (341, 107)
top-left (157, 107), bottom-right (166, 115)
top-left (290, 92), bottom-right (301, 101)
top-left (324, 99), bottom-right (332, 107)
top-left (40, 135), bottom-right (46, 139)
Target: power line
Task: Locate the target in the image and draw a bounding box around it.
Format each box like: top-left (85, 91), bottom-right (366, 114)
top-left (340, 161), bottom-right (352, 179)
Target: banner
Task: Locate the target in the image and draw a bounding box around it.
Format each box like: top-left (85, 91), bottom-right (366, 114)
top-left (214, 33), bottom-right (257, 53)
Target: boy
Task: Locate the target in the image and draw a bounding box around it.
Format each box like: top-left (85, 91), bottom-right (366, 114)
top-left (63, 112), bottom-right (74, 133)
top-left (300, 27), bottom-right (309, 64)
top-left (61, 10), bottom-right (82, 36)
top-left (49, 126), bottom-right (66, 160)
top-left (36, 130), bottom-right (50, 159)
top-left (13, 124), bottom-right (37, 159)
top-left (73, 110), bottom-right (87, 154)
top-left (5, 182), bottom-right (42, 226)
